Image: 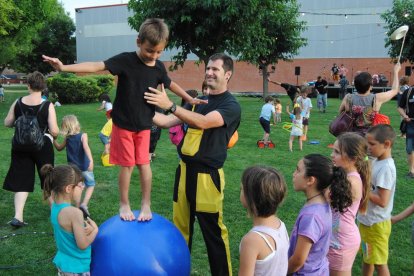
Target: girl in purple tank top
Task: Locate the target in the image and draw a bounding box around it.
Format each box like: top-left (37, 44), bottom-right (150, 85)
top-left (329, 132), bottom-right (371, 275)
top-left (288, 154), bottom-right (353, 276)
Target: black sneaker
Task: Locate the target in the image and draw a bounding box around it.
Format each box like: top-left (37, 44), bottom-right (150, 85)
top-left (9, 218), bottom-right (28, 228)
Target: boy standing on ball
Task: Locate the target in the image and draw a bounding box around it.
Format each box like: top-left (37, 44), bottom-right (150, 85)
top-left (43, 18), bottom-right (202, 222)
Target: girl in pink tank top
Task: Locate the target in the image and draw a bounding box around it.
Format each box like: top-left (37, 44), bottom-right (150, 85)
top-left (329, 132), bottom-right (371, 275)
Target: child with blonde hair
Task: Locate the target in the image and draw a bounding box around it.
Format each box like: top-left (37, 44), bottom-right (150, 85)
top-left (41, 164), bottom-right (98, 275)
top-left (288, 154), bottom-right (353, 275)
top-left (239, 166), bottom-right (289, 275)
top-left (329, 132), bottom-right (371, 275)
top-left (274, 98), bottom-right (282, 123)
top-left (53, 115), bottom-right (95, 216)
top-left (287, 106), bottom-right (303, 151)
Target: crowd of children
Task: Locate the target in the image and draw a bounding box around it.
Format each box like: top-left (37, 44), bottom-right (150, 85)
top-left (240, 124), bottom-right (402, 276)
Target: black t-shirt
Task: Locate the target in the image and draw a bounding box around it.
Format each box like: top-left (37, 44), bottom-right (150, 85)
top-left (399, 87), bottom-right (414, 118)
top-left (104, 52), bottom-right (172, 131)
top-left (315, 80), bottom-right (328, 94)
top-left (179, 92), bottom-right (241, 169)
top-left (332, 66), bottom-right (339, 75)
top-left (281, 83), bottom-right (298, 102)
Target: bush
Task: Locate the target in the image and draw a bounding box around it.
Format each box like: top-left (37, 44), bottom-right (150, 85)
top-left (47, 73), bottom-right (114, 104)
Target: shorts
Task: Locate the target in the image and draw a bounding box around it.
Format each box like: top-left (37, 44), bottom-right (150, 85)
top-left (82, 171), bottom-right (96, 187)
top-left (109, 124), bottom-right (150, 166)
top-left (333, 74), bottom-right (340, 81)
top-left (406, 122), bottom-right (414, 153)
top-left (3, 137), bottom-right (54, 192)
top-left (58, 268), bottom-right (90, 276)
top-left (105, 109), bottom-right (112, 119)
top-left (303, 118), bottom-right (309, 126)
top-left (99, 133), bottom-right (110, 145)
top-left (359, 220), bottom-right (391, 265)
top-left (328, 245), bottom-right (359, 271)
top-left (259, 117), bottom-right (271, 133)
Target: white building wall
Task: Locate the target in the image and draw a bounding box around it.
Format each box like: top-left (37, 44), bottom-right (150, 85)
top-left (75, 1), bottom-right (393, 62)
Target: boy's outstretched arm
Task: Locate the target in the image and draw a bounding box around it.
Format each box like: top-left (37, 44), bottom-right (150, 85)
top-left (42, 55), bottom-right (105, 73)
top-left (392, 202), bottom-right (414, 224)
top-left (169, 81), bottom-right (208, 105)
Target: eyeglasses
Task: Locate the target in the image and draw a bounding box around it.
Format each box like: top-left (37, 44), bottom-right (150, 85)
top-left (71, 182), bottom-right (85, 189)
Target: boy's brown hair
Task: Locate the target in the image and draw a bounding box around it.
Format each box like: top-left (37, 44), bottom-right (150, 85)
top-left (138, 18), bottom-right (169, 45)
top-left (367, 124), bottom-right (396, 146)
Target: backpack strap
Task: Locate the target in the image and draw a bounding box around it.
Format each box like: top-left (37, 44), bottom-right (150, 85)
top-left (16, 98), bottom-right (26, 119)
top-left (406, 87), bottom-right (413, 115)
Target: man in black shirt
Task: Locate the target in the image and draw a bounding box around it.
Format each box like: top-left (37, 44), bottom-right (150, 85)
top-left (314, 76), bottom-right (328, 113)
top-left (146, 53), bottom-right (241, 276)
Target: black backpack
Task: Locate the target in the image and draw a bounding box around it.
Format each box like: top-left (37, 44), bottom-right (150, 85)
top-left (12, 99), bottom-right (47, 152)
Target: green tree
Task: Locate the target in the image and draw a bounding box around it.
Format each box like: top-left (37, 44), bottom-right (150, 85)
top-left (13, 9), bottom-right (76, 74)
top-left (127, 0), bottom-right (306, 97)
top-left (236, 1), bottom-right (307, 98)
top-left (382, 0), bottom-right (414, 63)
top-left (0, 0), bottom-right (62, 72)
top-left (0, 0), bottom-right (22, 36)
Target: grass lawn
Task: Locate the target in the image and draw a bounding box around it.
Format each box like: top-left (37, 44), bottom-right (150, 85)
top-left (0, 87), bottom-right (413, 275)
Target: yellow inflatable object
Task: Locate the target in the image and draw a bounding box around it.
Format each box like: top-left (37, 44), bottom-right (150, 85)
top-left (101, 153), bottom-right (115, 167)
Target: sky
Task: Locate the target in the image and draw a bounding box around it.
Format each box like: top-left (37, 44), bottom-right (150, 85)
top-left (61, 0), bottom-right (125, 22)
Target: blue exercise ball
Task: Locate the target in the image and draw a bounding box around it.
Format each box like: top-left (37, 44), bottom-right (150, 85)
top-left (91, 211), bottom-right (191, 276)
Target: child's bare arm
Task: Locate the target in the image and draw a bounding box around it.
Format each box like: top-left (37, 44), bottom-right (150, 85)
top-left (97, 102), bottom-right (105, 111)
top-left (53, 137), bottom-right (66, 151)
top-left (169, 81), bottom-right (207, 105)
top-left (42, 55), bottom-right (105, 73)
top-left (81, 133), bottom-right (94, 171)
top-left (72, 210), bottom-right (98, 249)
top-left (288, 235), bottom-right (313, 274)
top-left (369, 187), bottom-right (391, 208)
top-left (238, 233), bottom-right (260, 276)
top-left (392, 202), bottom-right (414, 224)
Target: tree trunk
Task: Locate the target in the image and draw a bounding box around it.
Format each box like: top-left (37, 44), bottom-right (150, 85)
top-left (262, 66), bottom-right (268, 100)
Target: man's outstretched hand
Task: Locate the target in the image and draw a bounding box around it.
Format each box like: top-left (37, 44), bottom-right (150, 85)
top-left (42, 55), bottom-right (64, 71)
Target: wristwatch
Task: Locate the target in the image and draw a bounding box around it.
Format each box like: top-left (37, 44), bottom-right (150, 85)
top-left (166, 102), bottom-right (177, 114)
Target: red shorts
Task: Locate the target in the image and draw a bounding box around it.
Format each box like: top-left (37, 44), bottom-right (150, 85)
top-left (109, 124), bottom-right (150, 166)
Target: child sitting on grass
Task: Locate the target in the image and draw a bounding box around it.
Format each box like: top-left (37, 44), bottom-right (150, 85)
top-left (53, 115), bottom-right (95, 216)
top-left (41, 164), bottom-right (98, 276)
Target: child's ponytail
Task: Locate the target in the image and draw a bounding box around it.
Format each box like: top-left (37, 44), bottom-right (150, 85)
top-left (41, 164), bottom-right (55, 200)
top-left (329, 166), bottom-right (353, 213)
top-left (40, 164), bottom-right (84, 200)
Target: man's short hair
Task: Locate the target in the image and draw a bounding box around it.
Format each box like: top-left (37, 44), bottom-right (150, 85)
top-left (209, 53), bottom-right (234, 74)
top-left (138, 18), bottom-right (169, 45)
top-left (354, 72), bottom-right (372, 94)
top-left (27, 71), bottom-right (46, 91)
top-left (367, 124), bottom-right (396, 145)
